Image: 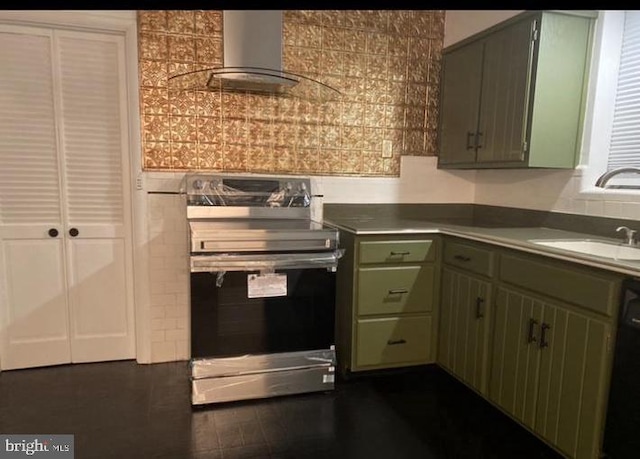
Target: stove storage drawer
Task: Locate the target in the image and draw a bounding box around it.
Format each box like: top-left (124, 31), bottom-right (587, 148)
top-left (355, 316), bottom-right (432, 368)
top-left (359, 240), bottom-right (436, 264)
top-left (192, 364), bottom-right (335, 405)
top-left (357, 266), bottom-right (434, 316)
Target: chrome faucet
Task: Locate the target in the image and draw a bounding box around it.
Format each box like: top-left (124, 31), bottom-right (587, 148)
top-left (616, 226), bottom-right (638, 246)
top-left (595, 167), bottom-right (640, 188)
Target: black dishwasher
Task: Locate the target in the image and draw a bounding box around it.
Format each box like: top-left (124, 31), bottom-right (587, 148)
top-left (603, 277), bottom-right (640, 458)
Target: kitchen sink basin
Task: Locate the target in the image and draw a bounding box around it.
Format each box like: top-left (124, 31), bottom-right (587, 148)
top-left (529, 239), bottom-right (640, 261)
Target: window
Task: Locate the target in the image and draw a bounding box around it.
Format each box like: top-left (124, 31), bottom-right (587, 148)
top-left (582, 10), bottom-right (640, 191)
top-left (607, 11), bottom-right (640, 171)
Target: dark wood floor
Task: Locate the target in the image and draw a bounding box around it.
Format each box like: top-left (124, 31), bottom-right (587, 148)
top-left (0, 361), bottom-right (562, 458)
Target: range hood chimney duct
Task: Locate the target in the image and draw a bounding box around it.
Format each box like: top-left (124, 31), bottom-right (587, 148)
top-left (223, 10), bottom-right (283, 73)
top-left (169, 10), bottom-right (341, 102)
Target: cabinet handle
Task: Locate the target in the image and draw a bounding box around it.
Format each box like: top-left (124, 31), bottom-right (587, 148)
top-left (69, 228), bottom-right (79, 237)
top-left (475, 297), bottom-right (485, 319)
top-left (387, 339), bottom-right (406, 346)
top-left (390, 251), bottom-right (410, 256)
top-left (48, 228), bottom-right (59, 238)
top-left (466, 131), bottom-right (476, 150)
top-left (476, 132), bottom-right (484, 149)
top-left (453, 254), bottom-right (471, 262)
top-left (539, 323), bottom-right (551, 349)
top-left (388, 289), bottom-right (409, 295)
top-left (527, 318), bottom-right (538, 344)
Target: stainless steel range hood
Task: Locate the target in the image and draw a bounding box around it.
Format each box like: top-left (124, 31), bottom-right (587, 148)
top-left (169, 10), bottom-right (342, 102)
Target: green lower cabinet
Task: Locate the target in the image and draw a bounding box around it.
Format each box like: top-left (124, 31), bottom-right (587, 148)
top-left (335, 234), bottom-right (440, 374)
top-left (358, 240), bottom-right (436, 264)
top-left (357, 266), bottom-right (434, 316)
top-left (356, 315), bottom-right (432, 368)
top-left (438, 267), bottom-right (491, 395)
top-left (489, 287), bottom-right (545, 429)
top-left (490, 286), bottom-right (611, 459)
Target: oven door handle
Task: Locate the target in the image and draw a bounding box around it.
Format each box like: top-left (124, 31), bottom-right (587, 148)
top-left (190, 249), bottom-right (345, 272)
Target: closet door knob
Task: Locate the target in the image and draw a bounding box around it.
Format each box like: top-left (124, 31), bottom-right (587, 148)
top-left (69, 228), bottom-right (79, 237)
top-left (48, 228), bottom-right (59, 238)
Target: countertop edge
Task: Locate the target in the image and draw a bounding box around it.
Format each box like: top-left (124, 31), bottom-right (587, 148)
top-left (324, 220), bottom-right (640, 278)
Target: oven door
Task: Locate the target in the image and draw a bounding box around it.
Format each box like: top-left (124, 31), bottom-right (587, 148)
top-left (190, 265), bottom-right (336, 359)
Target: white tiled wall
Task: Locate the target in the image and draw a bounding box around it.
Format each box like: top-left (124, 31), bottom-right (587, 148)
top-left (147, 191), bottom-right (190, 362)
top-left (474, 167), bottom-right (640, 220)
top-left (317, 156), bottom-right (476, 204)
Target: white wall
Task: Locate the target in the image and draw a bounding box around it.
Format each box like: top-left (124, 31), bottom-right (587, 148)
top-left (144, 156), bottom-right (476, 204)
top-left (443, 10), bottom-right (523, 47)
top-left (317, 156), bottom-right (475, 204)
top-left (146, 192), bottom-right (190, 363)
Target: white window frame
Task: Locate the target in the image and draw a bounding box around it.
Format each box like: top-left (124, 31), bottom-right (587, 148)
top-left (580, 10), bottom-right (640, 197)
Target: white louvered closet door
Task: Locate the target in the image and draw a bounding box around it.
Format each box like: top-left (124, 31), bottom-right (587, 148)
top-left (0, 25), bottom-right (135, 370)
top-left (0, 26), bottom-right (71, 369)
top-left (56, 31), bottom-right (134, 363)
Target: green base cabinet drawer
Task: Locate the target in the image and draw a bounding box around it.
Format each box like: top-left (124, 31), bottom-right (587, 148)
top-left (499, 253), bottom-right (619, 316)
top-left (355, 316), bottom-right (432, 368)
top-left (359, 240), bottom-right (436, 264)
top-left (444, 240), bottom-right (494, 277)
top-left (357, 266), bottom-right (434, 316)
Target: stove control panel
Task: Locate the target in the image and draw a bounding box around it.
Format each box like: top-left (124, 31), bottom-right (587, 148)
top-left (183, 174), bottom-right (313, 208)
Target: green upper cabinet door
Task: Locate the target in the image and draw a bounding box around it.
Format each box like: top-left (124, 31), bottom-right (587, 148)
top-left (438, 40), bottom-right (484, 166)
top-left (476, 17), bottom-right (533, 164)
top-left (438, 11), bottom-right (594, 169)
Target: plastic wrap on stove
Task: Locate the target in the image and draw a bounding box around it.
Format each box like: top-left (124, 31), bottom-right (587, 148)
top-left (190, 249), bottom-right (345, 273)
top-left (191, 346), bottom-right (336, 405)
top-left (185, 178), bottom-right (311, 208)
top-left (191, 348), bottom-right (336, 379)
top-left (191, 365), bottom-right (336, 405)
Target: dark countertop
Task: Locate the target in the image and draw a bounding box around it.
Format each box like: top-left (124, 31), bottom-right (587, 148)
top-left (323, 215), bottom-right (640, 278)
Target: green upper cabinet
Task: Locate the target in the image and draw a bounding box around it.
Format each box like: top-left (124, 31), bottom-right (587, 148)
top-left (438, 40), bottom-right (484, 166)
top-left (438, 11), bottom-right (595, 169)
top-left (476, 17), bottom-right (533, 164)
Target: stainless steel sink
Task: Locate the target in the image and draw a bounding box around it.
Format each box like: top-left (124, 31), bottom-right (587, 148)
top-left (528, 239), bottom-right (640, 261)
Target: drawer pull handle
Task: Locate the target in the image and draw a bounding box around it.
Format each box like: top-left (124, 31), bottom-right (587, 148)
top-left (475, 297), bottom-right (485, 319)
top-left (454, 255), bottom-right (471, 262)
top-left (539, 323), bottom-right (551, 349)
top-left (387, 339), bottom-right (406, 346)
top-left (390, 251), bottom-right (410, 256)
top-left (527, 318), bottom-right (538, 344)
top-left (388, 289), bottom-right (408, 295)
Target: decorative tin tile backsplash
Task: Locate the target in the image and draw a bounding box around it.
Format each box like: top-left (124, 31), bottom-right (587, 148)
top-left (138, 10), bottom-right (444, 176)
